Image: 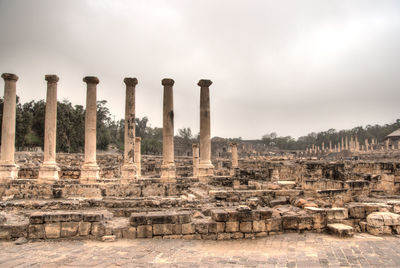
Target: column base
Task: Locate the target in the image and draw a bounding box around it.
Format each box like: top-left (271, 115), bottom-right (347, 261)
top-left (160, 163), bottom-right (176, 183)
top-left (121, 164), bottom-right (138, 184)
top-left (38, 163), bottom-right (60, 184)
top-left (198, 163), bottom-right (214, 183)
top-left (0, 164), bottom-right (19, 184)
top-left (80, 163), bottom-right (100, 184)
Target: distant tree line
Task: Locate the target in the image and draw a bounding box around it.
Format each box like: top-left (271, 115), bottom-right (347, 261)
top-left (0, 97), bottom-right (398, 153)
top-left (262, 120), bottom-right (400, 150)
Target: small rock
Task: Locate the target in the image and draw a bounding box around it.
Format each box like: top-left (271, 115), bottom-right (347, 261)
top-left (101, 235), bottom-right (116, 242)
top-left (15, 237), bottom-right (28, 245)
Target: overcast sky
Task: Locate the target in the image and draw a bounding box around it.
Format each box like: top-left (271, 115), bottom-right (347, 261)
top-left (0, 0), bottom-right (399, 139)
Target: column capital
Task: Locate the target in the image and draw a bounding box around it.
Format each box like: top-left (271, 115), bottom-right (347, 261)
top-left (192, 143), bottom-right (198, 148)
top-left (135, 137), bottom-right (141, 142)
top-left (124, 77), bottom-right (138, 86)
top-left (45, 74), bottom-right (59, 83)
top-left (83, 76), bottom-right (99, 84)
top-left (230, 142), bottom-right (237, 146)
top-left (198, 79), bottom-right (212, 87)
top-left (162, 78), bottom-right (174, 86)
top-left (1, 73), bottom-right (18, 81)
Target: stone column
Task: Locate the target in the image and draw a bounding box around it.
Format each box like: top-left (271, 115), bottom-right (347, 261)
top-left (230, 143), bottom-right (238, 168)
top-left (80, 76), bottom-right (100, 183)
top-left (38, 75), bottom-right (60, 184)
top-left (134, 137), bottom-right (141, 178)
top-left (121, 78), bottom-right (138, 183)
top-left (329, 141), bottom-right (332, 152)
top-left (345, 136), bottom-right (349, 150)
top-left (192, 144), bottom-right (199, 177)
top-left (197, 79), bottom-right (214, 180)
top-left (397, 140), bottom-right (400, 150)
top-left (338, 142), bottom-right (341, 152)
top-left (386, 139), bottom-right (390, 150)
top-left (0, 73), bottom-right (19, 182)
top-left (160, 78), bottom-right (176, 182)
top-left (365, 139), bottom-right (369, 151)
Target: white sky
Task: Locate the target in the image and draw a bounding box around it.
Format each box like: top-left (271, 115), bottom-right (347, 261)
top-left (0, 0), bottom-right (399, 139)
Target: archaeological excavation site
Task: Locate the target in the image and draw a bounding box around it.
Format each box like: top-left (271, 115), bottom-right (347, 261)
top-left (0, 72), bottom-right (400, 243)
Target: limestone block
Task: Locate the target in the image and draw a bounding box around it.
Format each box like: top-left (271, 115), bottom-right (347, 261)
top-left (239, 222), bottom-right (252, 233)
top-left (44, 223), bottom-right (60, 238)
top-left (210, 209), bottom-right (229, 222)
top-left (182, 234), bottom-right (201, 239)
top-left (91, 222), bottom-right (106, 237)
top-left (298, 216), bottom-right (313, 230)
top-left (258, 207), bottom-right (273, 220)
top-left (129, 213), bottom-right (147, 227)
top-left (122, 227), bottom-right (136, 239)
top-left (61, 222), bottom-right (79, 237)
top-left (78, 222), bottom-right (91, 236)
top-left (225, 222), bottom-right (239, 232)
top-left (208, 221), bottom-right (217, 234)
top-left (327, 223), bottom-right (354, 237)
top-left (28, 224), bottom-right (45, 239)
top-left (367, 225), bottom-right (392, 236)
top-left (163, 235), bottom-right (182, 239)
top-left (347, 204), bottom-right (366, 219)
top-left (181, 223), bottom-right (195, 234)
top-left (245, 233), bottom-right (255, 239)
top-left (101, 235), bottom-right (116, 242)
top-left (255, 232), bottom-right (268, 237)
top-left (137, 225), bottom-right (152, 238)
top-left (282, 216), bottom-right (298, 230)
top-left (83, 213), bottom-right (104, 222)
top-left (194, 219), bottom-right (209, 234)
top-left (252, 220), bottom-right (266, 232)
top-left (201, 234), bottom-right (217, 240)
top-left (326, 208), bottom-right (348, 222)
top-left (217, 233), bottom-right (233, 240)
top-left (172, 224), bottom-right (182, 235)
top-left (367, 212), bottom-right (400, 227)
top-left (266, 218), bottom-right (282, 232)
top-left (216, 222), bottom-right (225, 233)
top-left (153, 224), bottom-right (173, 235)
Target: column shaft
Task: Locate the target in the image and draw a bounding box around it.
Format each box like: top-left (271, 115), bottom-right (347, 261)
top-left (192, 144), bottom-right (199, 177)
top-left (0, 73), bottom-right (19, 182)
top-left (80, 76), bottom-right (100, 183)
top-left (38, 75), bottom-right (60, 184)
top-left (121, 78), bottom-right (138, 183)
top-left (161, 78), bottom-right (176, 181)
top-left (197, 79), bottom-right (214, 179)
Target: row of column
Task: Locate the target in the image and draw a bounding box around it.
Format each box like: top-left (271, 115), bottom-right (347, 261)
top-left (0, 73), bottom-right (214, 184)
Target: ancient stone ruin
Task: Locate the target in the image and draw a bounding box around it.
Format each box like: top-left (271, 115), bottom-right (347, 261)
top-left (0, 72), bottom-right (400, 242)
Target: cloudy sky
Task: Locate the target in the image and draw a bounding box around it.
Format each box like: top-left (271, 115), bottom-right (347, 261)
top-left (0, 0), bottom-right (399, 139)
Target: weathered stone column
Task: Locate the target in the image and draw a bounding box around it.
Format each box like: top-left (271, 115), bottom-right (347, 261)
top-left (121, 78), bottom-right (138, 183)
top-left (386, 139), bottom-right (390, 150)
top-left (345, 136), bottom-right (349, 150)
top-left (329, 141), bottom-right (332, 152)
top-left (397, 140), bottom-right (400, 150)
top-left (80, 76), bottom-right (100, 183)
top-left (38, 75), bottom-right (60, 184)
top-left (192, 144), bottom-right (199, 177)
top-left (365, 139), bottom-right (369, 151)
top-left (230, 143), bottom-right (238, 168)
top-left (134, 137), bottom-right (141, 178)
top-left (160, 78), bottom-right (176, 182)
top-left (0, 73), bottom-right (19, 182)
top-left (197, 79), bottom-right (214, 180)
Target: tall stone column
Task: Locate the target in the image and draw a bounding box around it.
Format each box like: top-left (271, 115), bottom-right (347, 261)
top-left (365, 139), bottom-right (369, 151)
top-left (345, 136), bottom-right (349, 150)
top-left (329, 141), bottom-right (332, 152)
top-left (230, 143), bottom-right (238, 168)
top-left (121, 78), bottom-right (138, 183)
top-left (134, 137), bottom-right (141, 178)
top-left (197, 79), bottom-right (214, 180)
top-left (0, 73), bottom-right (19, 183)
top-left (192, 144), bottom-right (199, 177)
top-left (38, 75), bottom-right (60, 184)
top-left (397, 140), bottom-right (400, 150)
top-left (386, 139), bottom-right (390, 150)
top-left (80, 76), bottom-right (100, 183)
top-left (160, 78), bottom-right (176, 182)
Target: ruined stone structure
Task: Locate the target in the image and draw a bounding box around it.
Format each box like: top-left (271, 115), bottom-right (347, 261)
top-left (1, 73), bottom-right (400, 242)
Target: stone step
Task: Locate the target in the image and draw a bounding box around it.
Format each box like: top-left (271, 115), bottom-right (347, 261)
top-left (327, 223), bottom-right (354, 237)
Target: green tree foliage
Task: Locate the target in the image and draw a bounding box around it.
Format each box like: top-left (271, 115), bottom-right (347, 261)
top-left (262, 119), bottom-right (400, 150)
